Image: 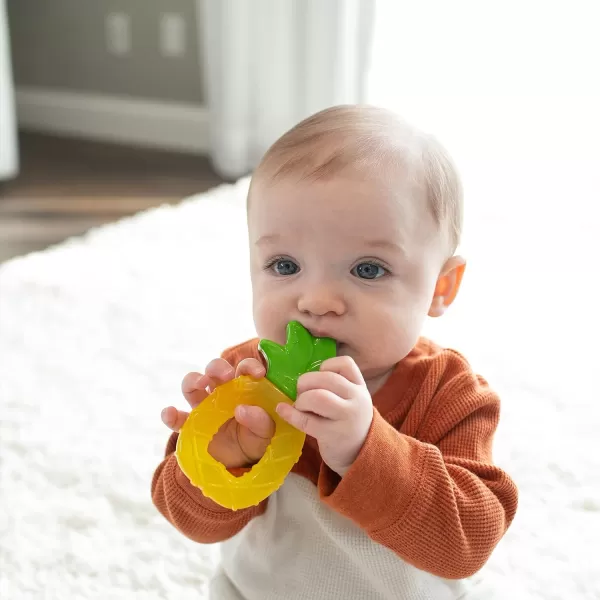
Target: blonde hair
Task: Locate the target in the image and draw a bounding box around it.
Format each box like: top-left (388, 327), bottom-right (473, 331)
top-left (251, 105), bottom-right (463, 254)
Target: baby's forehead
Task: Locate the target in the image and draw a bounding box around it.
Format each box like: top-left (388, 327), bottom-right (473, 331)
top-left (248, 171), bottom-right (437, 257)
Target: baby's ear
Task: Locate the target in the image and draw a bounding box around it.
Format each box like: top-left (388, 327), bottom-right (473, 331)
top-left (428, 256), bottom-right (466, 318)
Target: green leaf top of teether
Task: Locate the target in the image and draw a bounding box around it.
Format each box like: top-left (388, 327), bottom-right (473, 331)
top-left (258, 321), bottom-right (336, 401)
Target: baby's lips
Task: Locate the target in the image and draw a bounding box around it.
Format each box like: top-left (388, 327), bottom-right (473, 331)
top-left (304, 326), bottom-right (335, 340)
top-left (302, 326), bottom-right (340, 349)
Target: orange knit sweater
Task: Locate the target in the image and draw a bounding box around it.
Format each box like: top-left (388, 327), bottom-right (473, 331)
top-left (152, 337), bottom-right (518, 580)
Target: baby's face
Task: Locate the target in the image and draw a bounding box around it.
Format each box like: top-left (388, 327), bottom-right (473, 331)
top-left (248, 172), bottom-right (446, 382)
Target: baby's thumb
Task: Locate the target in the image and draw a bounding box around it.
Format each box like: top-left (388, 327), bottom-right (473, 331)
top-left (234, 405), bottom-right (275, 439)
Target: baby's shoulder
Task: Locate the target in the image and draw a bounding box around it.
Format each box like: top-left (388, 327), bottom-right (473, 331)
top-left (394, 338), bottom-right (501, 441)
top-left (408, 337), bottom-right (497, 404)
top-left (409, 336), bottom-right (474, 375)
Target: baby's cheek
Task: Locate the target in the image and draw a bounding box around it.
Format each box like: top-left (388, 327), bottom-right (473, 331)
top-left (375, 307), bottom-right (422, 359)
top-left (252, 294), bottom-right (289, 345)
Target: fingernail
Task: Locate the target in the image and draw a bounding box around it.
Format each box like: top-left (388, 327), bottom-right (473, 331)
top-left (236, 405), bottom-right (247, 418)
top-left (161, 408), bottom-right (169, 422)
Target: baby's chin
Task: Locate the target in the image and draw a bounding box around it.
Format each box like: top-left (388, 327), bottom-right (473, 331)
top-left (337, 344), bottom-right (375, 374)
top-left (333, 342), bottom-right (366, 370)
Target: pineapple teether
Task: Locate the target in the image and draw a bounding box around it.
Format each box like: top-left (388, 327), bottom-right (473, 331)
top-left (175, 321), bottom-right (336, 510)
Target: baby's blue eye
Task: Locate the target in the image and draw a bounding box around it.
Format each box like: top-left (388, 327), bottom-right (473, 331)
top-left (273, 259), bottom-right (299, 276)
top-left (352, 263), bottom-right (386, 280)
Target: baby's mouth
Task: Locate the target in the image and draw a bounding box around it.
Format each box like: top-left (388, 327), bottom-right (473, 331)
top-left (308, 328), bottom-right (333, 339)
top-left (301, 324), bottom-right (346, 355)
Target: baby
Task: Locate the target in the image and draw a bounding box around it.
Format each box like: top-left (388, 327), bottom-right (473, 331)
top-left (152, 105), bottom-right (518, 599)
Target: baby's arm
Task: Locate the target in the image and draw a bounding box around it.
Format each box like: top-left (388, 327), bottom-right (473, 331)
top-left (318, 350), bottom-right (518, 580)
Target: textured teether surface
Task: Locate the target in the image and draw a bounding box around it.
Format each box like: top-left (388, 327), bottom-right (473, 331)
top-left (176, 376), bottom-right (305, 510)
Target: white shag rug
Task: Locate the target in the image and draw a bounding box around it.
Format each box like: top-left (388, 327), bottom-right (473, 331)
top-left (1, 166), bottom-right (599, 599)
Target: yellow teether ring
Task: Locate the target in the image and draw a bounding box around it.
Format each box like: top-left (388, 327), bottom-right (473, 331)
top-left (176, 376), bottom-right (306, 510)
top-left (175, 321), bottom-right (336, 511)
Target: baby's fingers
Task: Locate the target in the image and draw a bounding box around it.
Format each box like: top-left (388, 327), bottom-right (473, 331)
top-left (235, 358), bottom-right (266, 379)
top-left (181, 372), bottom-right (213, 408)
top-left (205, 358), bottom-right (236, 384)
top-left (161, 406), bottom-right (190, 432)
top-left (234, 405), bottom-right (275, 439)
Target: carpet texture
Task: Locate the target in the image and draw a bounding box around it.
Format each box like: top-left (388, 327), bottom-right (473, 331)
top-left (1, 176), bottom-right (598, 599)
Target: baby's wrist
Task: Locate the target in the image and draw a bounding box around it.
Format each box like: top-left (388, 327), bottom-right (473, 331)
top-left (328, 448), bottom-right (360, 478)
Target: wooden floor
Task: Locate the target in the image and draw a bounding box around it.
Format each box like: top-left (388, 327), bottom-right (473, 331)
top-left (0, 132), bottom-right (223, 263)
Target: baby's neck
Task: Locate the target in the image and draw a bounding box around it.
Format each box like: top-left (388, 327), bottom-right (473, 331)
top-left (365, 367), bottom-right (394, 397)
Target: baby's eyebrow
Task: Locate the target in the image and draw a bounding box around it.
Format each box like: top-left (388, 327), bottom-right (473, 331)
top-left (255, 235), bottom-right (405, 254)
top-left (365, 239), bottom-right (405, 255)
top-left (256, 234), bottom-right (281, 247)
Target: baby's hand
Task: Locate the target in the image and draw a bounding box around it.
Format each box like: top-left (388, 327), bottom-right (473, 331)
top-left (161, 357), bottom-right (275, 470)
top-left (276, 356), bottom-right (373, 478)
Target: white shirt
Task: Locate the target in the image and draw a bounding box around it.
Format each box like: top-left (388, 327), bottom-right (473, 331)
top-left (209, 474), bottom-right (502, 600)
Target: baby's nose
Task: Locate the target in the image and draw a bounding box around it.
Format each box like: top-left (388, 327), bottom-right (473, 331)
top-left (297, 283), bottom-right (346, 317)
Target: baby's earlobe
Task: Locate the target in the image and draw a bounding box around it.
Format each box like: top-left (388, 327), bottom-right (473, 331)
top-left (428, 296), bottom-right (447, 318)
